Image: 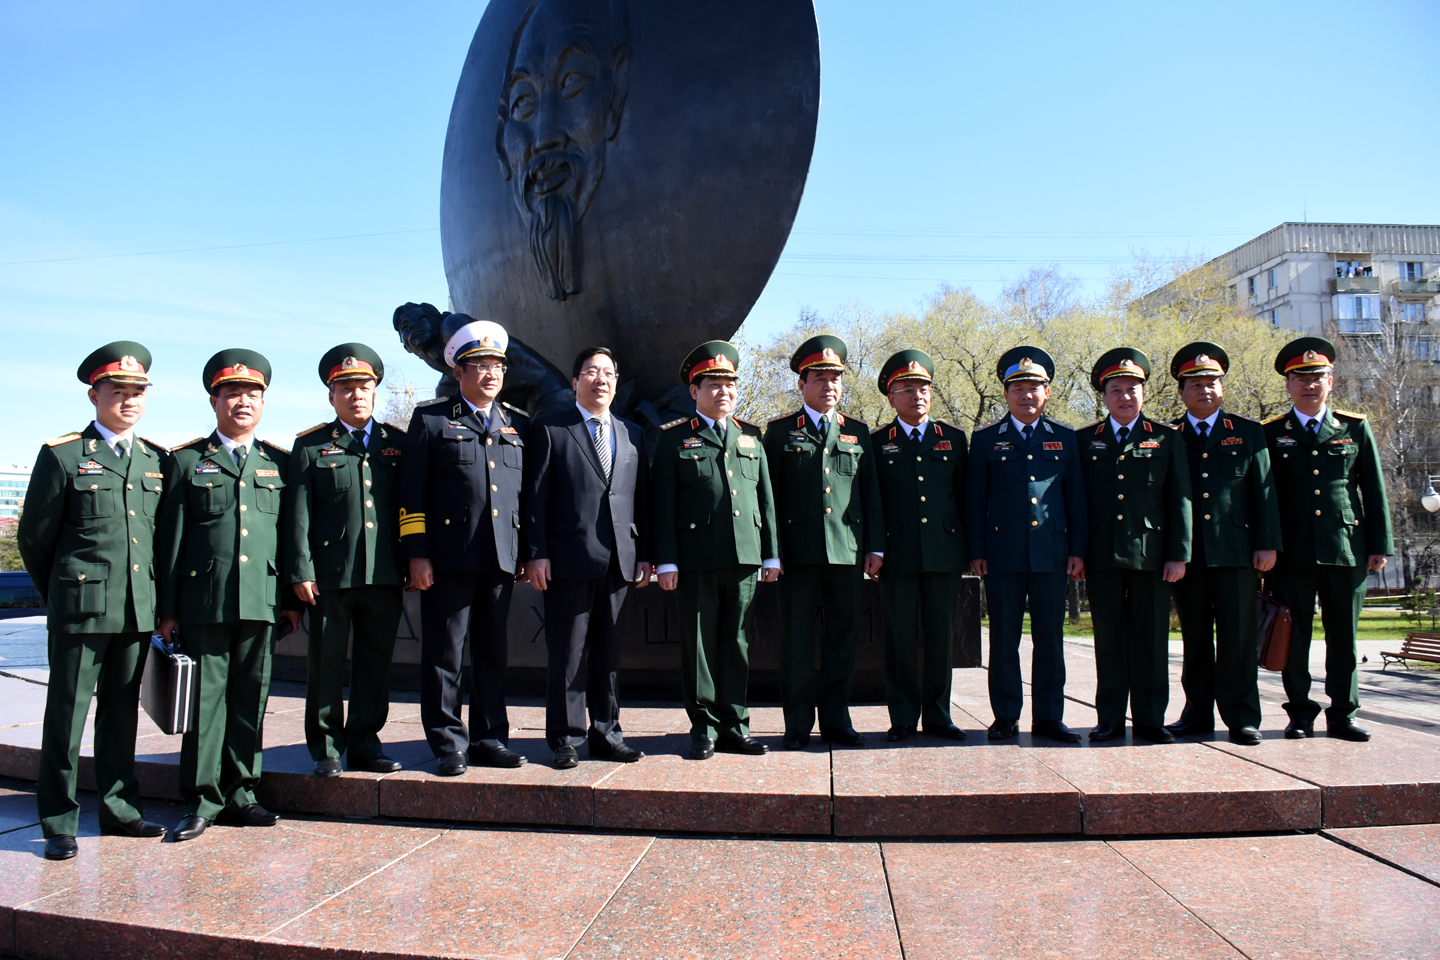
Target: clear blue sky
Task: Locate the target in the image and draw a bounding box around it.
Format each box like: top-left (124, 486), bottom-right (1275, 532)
top-left (3, 0), bottom-right (1438, 464)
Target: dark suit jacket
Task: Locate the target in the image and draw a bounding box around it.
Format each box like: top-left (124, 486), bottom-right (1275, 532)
top-left (521, 407), bottom-right (651, 581)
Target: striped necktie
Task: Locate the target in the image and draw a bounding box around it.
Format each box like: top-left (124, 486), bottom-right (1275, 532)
top-left (590, 417), bottom-right (612, 481)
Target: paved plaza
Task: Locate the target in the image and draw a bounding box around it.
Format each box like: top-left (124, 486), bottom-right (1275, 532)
top-left (2, 613), bottom-right (1438, 958)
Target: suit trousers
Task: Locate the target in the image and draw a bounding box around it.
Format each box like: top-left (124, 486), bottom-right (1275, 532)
top-left (1271, 563), bottom-right (1367, 725)
top-left (984, 571), bottom-right (1068, 724)
top-left (305, 584), bottom-right (403, 763)
top-left (880, 571), bottom-right (959, 731)
top-left (777, 562), bottom-right (862, 735)
top-left (1172, 565), bottom-right (1262, 730)
top-left (678, 565), bottom-right (758, 741)
top-left (1086, 569), bottom-right (1171, 727)
top-left (419, 570), bottom-right (513, 757)
top-left (179, 620), bottom-right (274, 821)
top-left (37, 631), bottom-right (148, 838)
top-left (543, 554), bottom-right (630, 749)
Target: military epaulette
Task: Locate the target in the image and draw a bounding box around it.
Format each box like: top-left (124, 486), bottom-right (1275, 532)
top-left (381, 422), bottom-right (407, 435)
top-left (1334, 408), bottom-right (1367, 421)
top-left (1153, 419), bottom-right (1179, 430)
top-left (837, 411), bottom-right (867, 428)
top-left (768, 409), bottom-right (801, 424)
top-left (500, 401), bottom-right (529, 419)
top-left (259, 439), bottom-right (290, 455)
top-left (1260, 413), bottom-right (1286, 425)
top-left (1223, 412), bottom-right (1260, 425)
top-left (981, 416), bottom-right (1007, 431)
top-left (933, 418), bottom-right (962, 433)
top-left (1080, 419), bottom-right (1106, 433)
top-left (138, 436), bottom-right (169, 454)
top-left (296, 422), bottom-right (329, 438)
top-left (659, 417), bottom-right (689, 431)
top-left (733, 416), bottom-right (760, 432)
top-left (44, 432), bottom-right (82, 447)
top-left (870, 424), bottom-right (887, 436)
top-left (175, 436), bottom-right (209, 450)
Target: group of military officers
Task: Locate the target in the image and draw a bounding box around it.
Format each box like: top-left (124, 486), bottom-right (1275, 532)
top-left (18, 325), bottom-right (1391, 861)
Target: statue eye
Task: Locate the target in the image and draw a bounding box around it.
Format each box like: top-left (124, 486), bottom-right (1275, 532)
top-left (560, 71), bottom-right (593, 99)
top-left (508, 82), bottom-right (538, 120)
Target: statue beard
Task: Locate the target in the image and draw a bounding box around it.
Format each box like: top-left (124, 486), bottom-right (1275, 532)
top-left (528, 190), bottom-right (576, 300)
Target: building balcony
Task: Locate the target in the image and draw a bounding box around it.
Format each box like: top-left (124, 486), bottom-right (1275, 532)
top-left (1337, 318), bottom-right (1382, 334)
top-left (1333, 276), bottom-right (1381, 293)
top-left (1393, 279), bottom-right (1440, 295)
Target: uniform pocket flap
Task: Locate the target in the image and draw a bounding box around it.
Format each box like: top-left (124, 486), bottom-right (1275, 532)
top-left (440, 427), bottom-right (475, 441)
top-left (57, 561), bottom-right (108, 582)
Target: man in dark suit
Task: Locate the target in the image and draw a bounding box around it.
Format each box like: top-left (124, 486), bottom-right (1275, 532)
top-left (399, 319), bottom-right (529, 775)
top-left (523, 346), bottom-right (653, 769)
top-left (1262, 337), bottom-right (1391, 742)
top-left (871, 349), bottom-right (968, 742)
top-left (965, 347), bottom-right (1088, 744)
top-left (1165, 342), bottom-right (1281, 746)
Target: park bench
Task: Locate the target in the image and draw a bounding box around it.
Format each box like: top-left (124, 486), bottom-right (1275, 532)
top-left (1380, 633), bottom-right (1440, 670)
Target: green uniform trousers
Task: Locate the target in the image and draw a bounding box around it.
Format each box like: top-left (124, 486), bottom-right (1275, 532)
top-left (1087, 569), bottom-right (1171, 728)
top-left (179, 620), bottom-right (274, 821)
top-left (1271, 564), bottom-right (1367, 725)
top-left (37, 631), bottom-right (148, 838)
top-left (304, 585), bottom-right (403, 763)
top-left (1173, 566), bottom-right (1262, 730)
top-left (678, 565), bottom-right (758, 741)
top-left (879, 572), bottom-right (958, 731)
top-left (777, 562), bottom-right (862, 735)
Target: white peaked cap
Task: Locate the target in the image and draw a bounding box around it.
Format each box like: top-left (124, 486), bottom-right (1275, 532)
top-left (444, 320), bottom-right (510, 367)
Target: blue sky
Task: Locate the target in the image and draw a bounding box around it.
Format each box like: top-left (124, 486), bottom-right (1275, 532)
top-left (3, 0), bottom-right (1438, 464)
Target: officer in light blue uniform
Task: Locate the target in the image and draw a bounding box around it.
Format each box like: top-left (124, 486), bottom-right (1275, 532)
top-left (964, 347), bottom-right (1088, 742)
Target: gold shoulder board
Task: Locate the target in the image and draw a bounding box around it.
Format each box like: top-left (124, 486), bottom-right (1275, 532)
top-left (45, 432), bottom-right (82, 447)
top-left (296, 422), bottom-right (329, 438)
top-left (659, 417), bottom-right (688, 431)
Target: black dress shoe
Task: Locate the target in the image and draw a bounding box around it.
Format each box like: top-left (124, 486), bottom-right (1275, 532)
top-left (923, 723), bottom-right (967, 741)
top-left (782, 733), bottom-right (810, 750)
top-left (820, 727), bottom-right (865, 747)
top-left (553, 745), bottom-right (579, 769)
top-left (1228, 726), bottom-right (1262, 745)
top-left (592, 741), bottom-right (644, 762)
top-left (349, 753), bottom-right (403, 773)
top-left (717, 734), bottom-right (768, 755)
top-left (470, 742), bottom-right (526, 768)
top-left (171, 816), bottom-right (209, 842)
top-left (1031, 720), bottom-right (1082, 743)
top-left (437, 751), bottom-right (468, 776)
top-left (691, 739), bottom-right (715, 760)
top-left (44, 835), bottom-right (78, 860)
top-left (1133, 724), bottom-right (1176, 744)
top-left (1284, 720), bottom-right (1313, 740)
top-left (886, 725), bottom-right (916, 742)
top-left (987, 717), bottom-right (1020, 741)
top-left (231, 804), bottom-right (281, 827)
top-left (314, 757), bottom-right (342, 777)
top-left (1089, 723), bottom-right (1125, 742)
top-left (1165, 718), bottom-right (1214, 735)
top-left (100, 816), bottom-right (167, 838)
top-left (1328, 720), bottom-right (1371, 742)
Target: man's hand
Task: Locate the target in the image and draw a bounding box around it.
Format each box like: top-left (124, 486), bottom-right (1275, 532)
top-left (293, 581), bottom-right (319, 605)
top-left (409, 558), bottom-right (435, 591)
top-left (528, 559), bottom-right (552, 591)
top-left (1067, 556), bottom-right (1085, 580)
top-left (759, 566), bottom-right (780, 583)
top-left (634, 562), bottom-right (654, 587)
top-left (280, 610), bottom-right (303, 634)
top-left (864, 553), bottom-right (883, 578)
top-left (1368, 554), bottom-right (1388, 572)
top-left (970, 559), bottom-right (988, 576)
top-left (1253, 550), bottom-right (1277, 573)
top-left (1163, 561), bottom-right (1187, 583)
top-left (515, 563), bottom-right (527, 583)
top-left (658, 571), bottom-right (679, 591)
top-left (156, 617), bottom-right (179, 643)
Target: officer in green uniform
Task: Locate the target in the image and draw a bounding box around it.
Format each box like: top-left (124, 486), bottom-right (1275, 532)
top-left (1165, 342), bottom-right (1281, 746)
top-left (762, 335), bottom-right (885, 749)
top-left (156, 349), bottom-right (301, 841)
top-left (287, 344), bottom-right (407, 776)
top-left (1262, 337), bottom-right (1391, 742)
top-left (1080, 348), bottom-right (1192, 743)
top-left (870, 349), bottom-right (968, 741)
top-left (18, 342), bottom-right (169, 860)
top-left (652, 341), bottom-right (780, 759)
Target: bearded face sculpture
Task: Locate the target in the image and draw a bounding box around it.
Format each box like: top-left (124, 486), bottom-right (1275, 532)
top-left (495, 0), bottom-right (630, 300)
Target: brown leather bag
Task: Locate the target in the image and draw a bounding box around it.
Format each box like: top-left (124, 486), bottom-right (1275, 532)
top-left (1257, 578), bottom-right (1293, 672)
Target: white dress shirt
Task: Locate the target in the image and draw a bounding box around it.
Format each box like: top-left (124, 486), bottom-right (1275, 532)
top-left (577, 402), bottom-right (616, 458)
top-left (91, 421), bottom-right (134, 458)
top-left (1186, 411), bottom-right (1220, 433)
top-left (1109, 416), bottom-right (1140, 438)
top-left (1295, 406), bottom-right (1329, 433)
top-left (896, 416), bottom-right (928, 442)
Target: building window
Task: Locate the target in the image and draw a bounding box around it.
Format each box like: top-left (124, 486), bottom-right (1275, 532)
top-left (1267, 267), bottom-right (1278, 290)
top-left (1401, 262), bottom-right (1424, 281)
top-left (1406, 337), bottom-right (1440, 361)
top-left (1400, 301), bottom-right (1429, 323)
top-left (1247, 276), bottom-right (1256, 298)
top-left (1268, 309), bottom-right (1279, 327)
top-left (1335, 260), bottom-right (1373, 277)
top-left (1334, 294), bottom-right (1382, 332)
